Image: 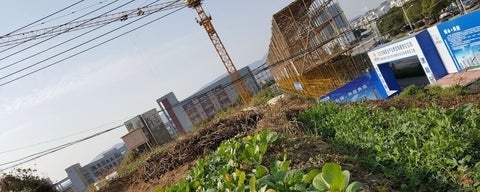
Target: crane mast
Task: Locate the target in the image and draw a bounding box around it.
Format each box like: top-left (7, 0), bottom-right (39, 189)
top-left (185, 0), bottom-right (251, 104)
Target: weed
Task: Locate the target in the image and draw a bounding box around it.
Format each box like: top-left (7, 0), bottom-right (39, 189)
top-left (299, 102), bottom-right (480, 191)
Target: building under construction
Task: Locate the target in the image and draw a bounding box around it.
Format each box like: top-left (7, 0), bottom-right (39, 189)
top-left (267, 0), bottom-right (371, 98)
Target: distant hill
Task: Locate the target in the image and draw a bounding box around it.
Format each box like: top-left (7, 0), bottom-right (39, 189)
top-left (248, 55), bottom-right (267, 70)
top-left (90, 143), bottom-right (125, 162)
top-left (196, 55), bottom-right (268, 91)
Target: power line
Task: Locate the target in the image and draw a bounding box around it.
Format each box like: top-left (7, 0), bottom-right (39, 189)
top-left (0, 0), bottom-right (123, 57)
top-left (22, 0), bottom-right (116, 32)
top-left (0, 59), bottom-right (270, 171)
top-left (0, 115), bottom-right (135, 155)
top-left (0, 125), bottom-right (124, 172)
top-left (0, 62), bottom-right (269, 156)
top-left (0, 5), bottom-right (186, 86)
top-left (0, 66), bottom-right (270, 176)
top-left (0, 0), bottom-right (184, 48)
top-left (0, 0), bottom-right (166, 72)
top-left (0, 0), bottom-right (86, 37)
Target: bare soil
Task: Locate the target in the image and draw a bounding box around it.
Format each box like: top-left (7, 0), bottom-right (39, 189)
top-left (99, 93), bottom-right (480, 192)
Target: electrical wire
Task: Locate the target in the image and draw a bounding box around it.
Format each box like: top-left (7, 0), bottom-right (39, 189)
top-left (0, 61), bottom-right (271, 171)
top-left (0, 0), bottom-right (183, 51)
top-left (0, 125), bottom-right (124, 172)
top-left (0, 0), bottom-right (123, 57)
top-left (0, 0), bottom-right (165, 72)
top-left (22, 0), bottom-right (115, 32)
top-left (0, 0), bottom-right (86, 37)
top-left (0, 115), bottom-right (135, 155)
top-left (0, 6), bottom-right (186, 87)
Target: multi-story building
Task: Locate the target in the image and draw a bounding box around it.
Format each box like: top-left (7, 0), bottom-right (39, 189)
top-left (157, 66), bottom-right (260, 132)
top-left (123, 108), bottom-right (174, 151)
top-left (65, 144), bottom-right (126, 192)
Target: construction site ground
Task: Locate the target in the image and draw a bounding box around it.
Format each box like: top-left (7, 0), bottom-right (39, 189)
top-left (98, 88), bottom-right (480, 192)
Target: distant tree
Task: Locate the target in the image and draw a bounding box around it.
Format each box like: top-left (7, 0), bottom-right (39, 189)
top-left (0, 168), bottom-right (57, 192)
top-left (405, 0), bottom-right (424, 23)
top-left (422, 0), bottom-right (453, 19)
top-left (377, 7), bottom-right (405, 36)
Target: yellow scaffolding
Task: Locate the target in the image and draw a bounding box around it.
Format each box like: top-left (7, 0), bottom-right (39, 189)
top-left (267, 0), bottom-right (371, 98)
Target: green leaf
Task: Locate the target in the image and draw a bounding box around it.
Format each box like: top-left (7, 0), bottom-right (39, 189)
top-left (266, 132), bottom-right (278, 143)
top-left (285, 169), bottom-right (304, 185)
top-left (255, 166), bottom-right (269, 178)
top-left (235, 169), bottom-right (246, 186)
top-left (321, 163), bottom-right (346, 191)
top-left (259, 185), bottom-right (268, 192)
top-left (271, 171), bottom-right (287, 183)
top-left (342, 170), bottom-right (351, 189)
top-left (250, 175), bottom-right (257, 192)
top-left (312, 174), bottom-right (329, 191)
top-left (303, 168), bottom-right (321, 184)
top-left (345, 181), bottom-right (362, 192)
top-left (279, 160), bottom-right (290, 172)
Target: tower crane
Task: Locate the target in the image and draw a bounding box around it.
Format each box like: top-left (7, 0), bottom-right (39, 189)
top-left (184, 0), bottom-right (251, 103)
top-left (0, 0), bottom-right (251, 104)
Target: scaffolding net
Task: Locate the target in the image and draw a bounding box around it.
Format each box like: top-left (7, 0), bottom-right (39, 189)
top-left (267, 0), bottom-right (371, 98)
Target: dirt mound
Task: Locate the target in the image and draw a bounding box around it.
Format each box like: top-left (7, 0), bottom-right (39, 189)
top-left (256, 96), bottom-right (314, 134)
top-left (364, 92), bottom-right (480, 110)
top-left (100, 111), bottom-right (262, 192)
top-left (142, 111), bottom-right (261, 181)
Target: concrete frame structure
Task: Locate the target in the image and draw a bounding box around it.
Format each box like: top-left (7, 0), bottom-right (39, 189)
top-left (65, 144), bottom-right (126, 192)
top-left (157, 66), bottom-right (260, 131)
top-left (123, 109), bottom-right (173, 151)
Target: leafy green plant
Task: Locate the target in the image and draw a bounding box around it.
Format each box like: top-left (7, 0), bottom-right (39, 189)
top-left (395, 85), bottom-right (468, 100)
top-left (158, 131), bottom-right (279, 191)
top-left (299, 101), bottom-right (480, 191)
top-left (312, 163), bottom-right (362, 192)
top-left (158, 131), bottom-right (363, 192)
top-left (256, 156), bottom-right (309, 191)
top-left (250, 87), bottom-right (281, 106)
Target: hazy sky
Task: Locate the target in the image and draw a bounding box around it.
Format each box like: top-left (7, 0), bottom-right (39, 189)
top-left (0, 0), bottom-right (384, 182)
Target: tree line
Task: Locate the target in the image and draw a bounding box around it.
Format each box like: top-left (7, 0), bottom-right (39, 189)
top-left (377, 0), bottom-right (457, 36)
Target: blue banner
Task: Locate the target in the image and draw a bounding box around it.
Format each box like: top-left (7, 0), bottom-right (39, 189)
top-left (319, 70), bottom-right (387, 103)
top-left (437, 10), bottom-right (480, 71)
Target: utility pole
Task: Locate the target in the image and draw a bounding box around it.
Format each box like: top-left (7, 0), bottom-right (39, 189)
top-left (456, 0), bottom-right (466, 15)
top-left (401, 4), bottom-right (414, 33)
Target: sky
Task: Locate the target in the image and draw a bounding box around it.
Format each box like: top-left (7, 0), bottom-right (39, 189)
top-left (0, 0), bottom-right (384, 182)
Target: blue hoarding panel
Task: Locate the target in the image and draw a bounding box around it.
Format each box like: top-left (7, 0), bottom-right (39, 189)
top-left (415, 30), bottom-right (448, 79)
top-left (437, 10), bottom-right (480, 71)
top-left (378, 63), bottom-right (401, 92)
top-left (319, 70), bottom-right (387, 103)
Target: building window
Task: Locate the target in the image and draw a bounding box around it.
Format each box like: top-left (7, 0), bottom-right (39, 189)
top-left (199, 95), bottom-right (215, 117)
top-left (184, 101), bottom-right (202, 124)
